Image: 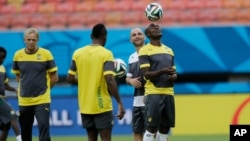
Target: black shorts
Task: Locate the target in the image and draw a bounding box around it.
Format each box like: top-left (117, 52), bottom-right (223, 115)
top-left (144, 94), bottom-right (175, 128)
top-left (132, 106), bottom-right (145, 134)
top-left (81, 111), bottom-right (114, 130)
top-left (0, 98), bottom-right (16, 130)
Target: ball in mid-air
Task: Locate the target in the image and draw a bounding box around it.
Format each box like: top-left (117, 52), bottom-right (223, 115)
top-left (145, 2), bottom-right (163, 21)
top-left (114, 58), bottom-right (127, 78)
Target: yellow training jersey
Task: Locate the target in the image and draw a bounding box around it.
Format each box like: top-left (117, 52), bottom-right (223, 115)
top-left (138, 43), bottom-right (176, 95)
top-left (11, 47), bottom-right (58, 106)
top-left (68, 45), bottom-right (116, 114)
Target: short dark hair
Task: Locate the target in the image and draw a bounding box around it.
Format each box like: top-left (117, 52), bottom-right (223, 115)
top-left (91, 23), bottom-right (107, 39)
top-left (0, 46), bottom-right (7, 58)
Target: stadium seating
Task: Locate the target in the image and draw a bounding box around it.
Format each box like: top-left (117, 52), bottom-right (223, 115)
top-left (74, 1), bottom-right (94, 13)
top-left (38, 2), bottom-right (55, 14)
top-left (241, 0), bottom-right (250, 8)
top-left (55, 1), bottom-right (75, 13)
top-left (222, 0), bottom-right (242, 9)
top-left (48, 14), bottom-right (68, 29)
top-left (0, 4), bottom-right (17, 15)
top-left (67, 13), bottom-right (86, 29)
top-left (203, 0), bottom-right (223, 8)
top-left (186, 0), bottom-right (204, 9)
top-left (84, 12), bottom-right (104, 27)
top-left (9, 14), bottom-right (30, 30)
top-left (178, 9), bottom-right (198, 25)
top-left (0, 15), bottom-right (11, 30)
top-left (197, 9), bottom-right (219, 25)
top-left (168, 0), bottom-right (187, 10)
top-left (121, 11), bottom-right (141, 27)
top-left (93, 0), bottom-right (112, 12)
top-left (235, 9), bottom-right (250, 24)
top-left (104, 12), bottom-right (122, 27)
top-left (111, 0), bottom-right (131, 11)
top-left (19, 3), bottom-right (38, 14)
top-left (30, 14), bottom-right (49, 30)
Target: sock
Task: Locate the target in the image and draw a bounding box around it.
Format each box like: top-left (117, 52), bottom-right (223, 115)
top-left (143, 130), bottom-right (155, 141)
top-left (155, 131), bottom-right (168, 141)
top-left (16, 135), bottom-right (22, 141)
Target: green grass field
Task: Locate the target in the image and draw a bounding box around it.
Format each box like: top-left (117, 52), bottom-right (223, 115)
top-left (8, 134), bottom-right (228, 141)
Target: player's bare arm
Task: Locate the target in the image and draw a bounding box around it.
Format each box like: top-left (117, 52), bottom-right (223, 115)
top-left (105, 74), bottom-right (125, 120)
top-left (49, 71), bottom-right (59, 88)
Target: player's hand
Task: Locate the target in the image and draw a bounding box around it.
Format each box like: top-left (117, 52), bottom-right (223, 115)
top-left (129, 77), bottom-right (142, 88)
top-left (162, 67), bottom-right (176, 75)
top-left (116, 103), bottom-right (125, 120)
top-left (169, 73), bottom-right (177, 81)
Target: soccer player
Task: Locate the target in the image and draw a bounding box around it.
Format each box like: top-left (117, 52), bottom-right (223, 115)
top-left (67, 23), bottom-right (125, 141)
top-left (0, 47), bottom-right (22, 141)
top-left (11, 28), bottom-right (59, 141)
top-left (138, 23), bottom-right (177, 141)
top-left (125, 28), bottom-right (146, 141)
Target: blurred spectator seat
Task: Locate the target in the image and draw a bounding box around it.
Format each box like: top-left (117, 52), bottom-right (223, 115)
top-left (112, 0), bottom-right (131, 11)
top-left (93, 0), bottom-right (112, 12)
top-left (0, 15), bottom-right (11, 30)
top-left (20, 3), bottom-right (38, 14)
top-left (85, 12), bottom-right (104, 28)
top-left (55, 1), bottom-right (76, 13)
top-left (168, 0), bottom-right (187, 10)
top-left (130, 0), bottom-right (148, 11)
top-left (178, 9), bottom-right (198, 25)
top-left (197, 9), bottom-right (219, 25)
top-left (30, 14), bottom-right (50, 30)
top-left (7, 0), bottom-right (24, 11)
top-left (24, 0), bottom-right (43, 5)
top-left (48, 14), bottom-right (68, 30)
top-left (74, 1), bottom-right (94, 13)
top-left (121, 11), bottom-right (141, 27)
top-left (10, 14), bottom-right (30, 30)
top-left (203, 0), bottom-right (222, 9)
top-left (0, 0), bottom-right (6, 4)
top-left (0, 4), bottom-right (17, 15)
top-left (104, 12), bottom-right (122, 28)
top-left (222, 0), bottom-right (242, 9)
top-left (67, 13), bottom-right (86, 29)
top-left (162, 9), bottom-right (180, 25)
top-left (186, 0), bottom-right (204, 9)
top-left (241, 0), bottom-right (250, 8)
top-left (235, 9), bottom-right (250, 24)
top-left (38, 2), bottom-right (55, 14)
top-left (217, 8), bottom-right (236, 24)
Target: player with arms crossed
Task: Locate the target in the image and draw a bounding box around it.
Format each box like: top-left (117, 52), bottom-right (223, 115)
top-left (0, 47), bottom-right (22, 141)
top-left (138, 23), bottom-right (177, 141)
top-left (12, 28), bottom-right (58, 141)
top-left (67, 23), bottom-right (125, 141)
top-left (126, 28), bottom-right (146, 141)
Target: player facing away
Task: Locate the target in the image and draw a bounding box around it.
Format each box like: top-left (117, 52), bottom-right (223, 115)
top-left (67, 23), bottom-right (125, 141)
top-left (138, 23), bottom-right (177, 141)
top-left (125, 28), bottom-right (146, 141)
top-left (11, 28), bottom-right (59, 141)
top-left (0, 47), bottom-right (22, 141)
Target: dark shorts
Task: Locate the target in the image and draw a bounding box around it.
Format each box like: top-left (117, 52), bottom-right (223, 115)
top-left (81, 111), bottom-right (114, 130)
top-left (0, 98), bottom-right (16, 130)
top-left (144, 94), bottom-right (175, 128)
top-left (132, 106), bottom-right (145, 134)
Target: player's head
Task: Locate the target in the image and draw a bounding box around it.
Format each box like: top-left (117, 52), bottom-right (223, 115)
top-left (24, 28), bottom-right (39, 51)
top-left (91, 23), bottom-right (107, 46)
top-left (130, 28), bottom-right (145, 48)
top-left (0, 46), bottom-right (7, 65)
top-left (145, 23), bottom-right (162, 40)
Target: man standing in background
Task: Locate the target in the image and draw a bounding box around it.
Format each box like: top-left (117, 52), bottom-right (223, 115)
top-left (12, 28), bottom-right (58, 141)
top-left (126, 28), bottom-right (146, 141)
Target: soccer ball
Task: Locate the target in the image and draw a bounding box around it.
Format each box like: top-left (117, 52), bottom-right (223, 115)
top-left (145, 2), bottom-right (163, 21)
top-left (114, 58), bottom-right (127, 78)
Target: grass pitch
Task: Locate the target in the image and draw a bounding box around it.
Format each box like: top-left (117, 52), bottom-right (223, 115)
top-left (8, 134), bottom-right (228, 141)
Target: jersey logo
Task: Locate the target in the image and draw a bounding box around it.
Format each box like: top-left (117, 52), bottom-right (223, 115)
top-left (37, 54), bottom-right (42, 60)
